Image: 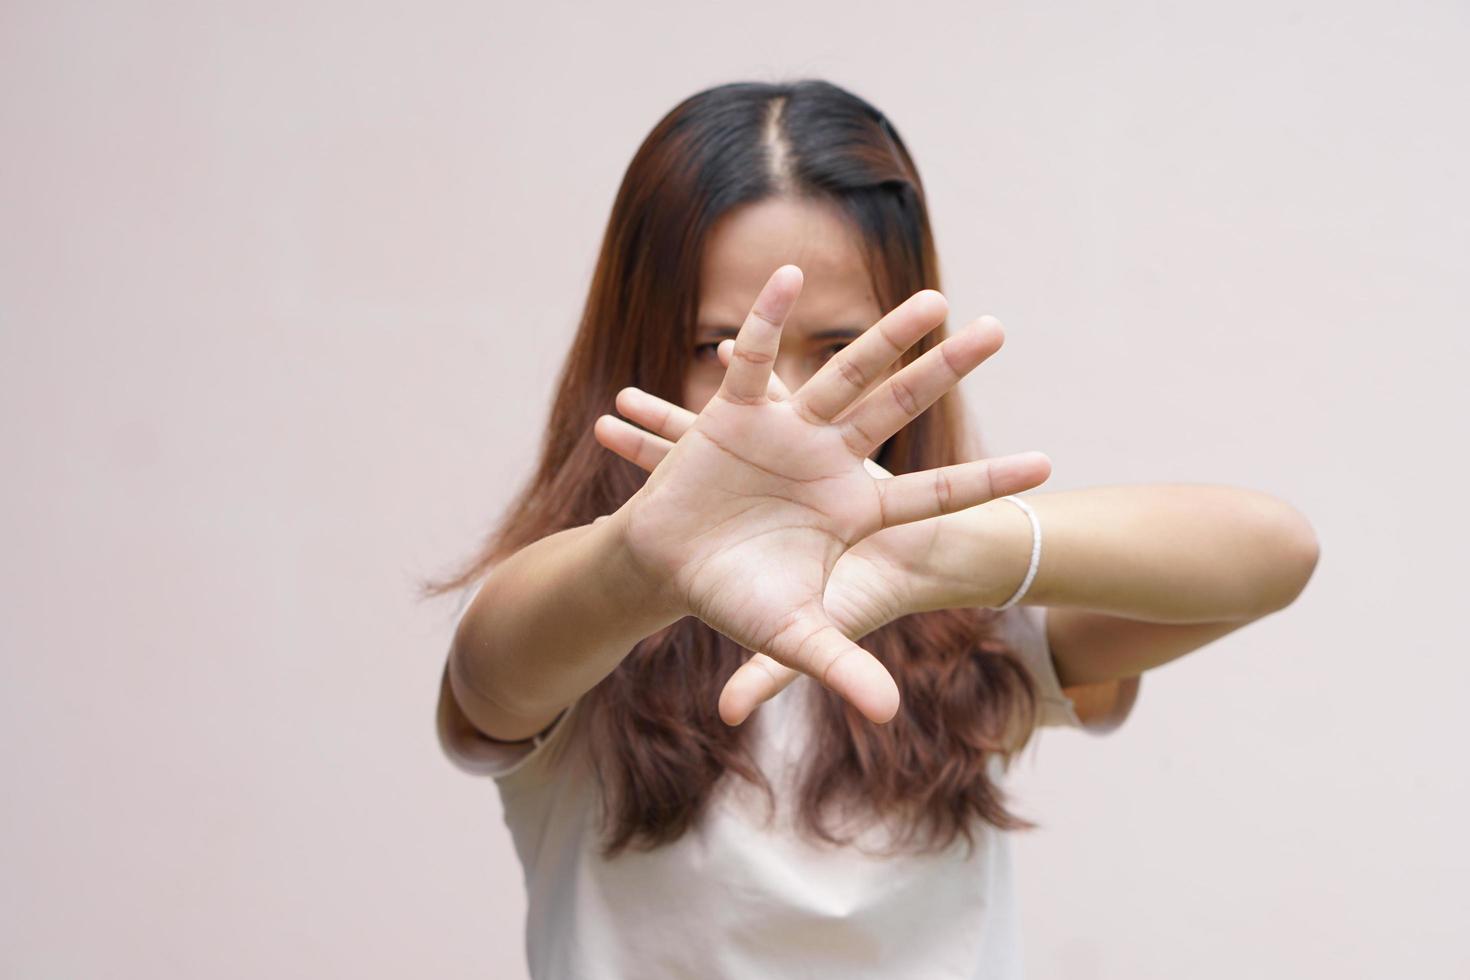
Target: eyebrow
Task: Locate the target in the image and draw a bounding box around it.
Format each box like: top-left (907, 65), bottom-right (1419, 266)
top-left (696, 324), bottom-right (865, 341)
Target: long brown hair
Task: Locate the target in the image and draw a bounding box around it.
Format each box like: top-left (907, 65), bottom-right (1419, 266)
top-left (425, 79), bottom-right (1044, 858)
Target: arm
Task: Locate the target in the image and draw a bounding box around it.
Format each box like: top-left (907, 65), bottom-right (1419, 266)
top-left (568, 343), bottom-right (1319, 725)
top-left (1061, 674), bottom-right (1142, 734)
top-left (446, 514), bottom-right (681, 742)
top-left (457, 269), bottom-right (1040, 732)
top-left (916, 483), bottom-right (1320, 689)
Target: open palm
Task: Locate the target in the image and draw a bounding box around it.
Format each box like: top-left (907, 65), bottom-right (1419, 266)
top-left (597, 265), bottom-right (1043, 726)
top-left (598, 340), bottom-right (1050, 723)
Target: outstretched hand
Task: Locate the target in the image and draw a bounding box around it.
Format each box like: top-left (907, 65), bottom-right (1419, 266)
top-left (597, 265), bottom-right (1048, 726)
top-left (596, 327), bottom-right (1052, 723)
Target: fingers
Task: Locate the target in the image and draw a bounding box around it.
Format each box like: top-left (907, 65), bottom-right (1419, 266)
top-left (792, 289), bottom-right (949, 423)
top-left (597, 364), bottom-right (791, 470)
top-left (839, 315), bottom-right (1004, 457)
top-left (608, 343), bottom-right (786, 450)
top-left (593, 413), bottom-right (674, 473)
top-left (717, 265), bottom-right (803, 405)
top-left (874, 451), bottom-right (1052, 528)
top-left (746, 603), bottom-right (900, 725)
top-left (717, 339), bottom-right (791, 399)
top-left (717, 653), bottom-right (801, 726)
top-left (614, 386), bottom-right (697, 442)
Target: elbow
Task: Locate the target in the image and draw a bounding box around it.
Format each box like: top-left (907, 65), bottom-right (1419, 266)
top-left (1071, 674), bottom-right (1142, 736)
top-left (448, 634), bottom-right (520, 720)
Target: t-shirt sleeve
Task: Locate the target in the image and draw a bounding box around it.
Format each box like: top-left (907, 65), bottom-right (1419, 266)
top-left (435, 577), bottom-right (580, 781)
top-left (996, 604), bottom-right (1083, 730)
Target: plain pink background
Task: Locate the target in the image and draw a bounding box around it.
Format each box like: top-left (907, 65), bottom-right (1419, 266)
top-left (2, 2), bottom-right (1466, 977)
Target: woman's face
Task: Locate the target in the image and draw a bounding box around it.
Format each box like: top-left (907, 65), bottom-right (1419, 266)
top-left (684, 195), bottom-right (892, 423)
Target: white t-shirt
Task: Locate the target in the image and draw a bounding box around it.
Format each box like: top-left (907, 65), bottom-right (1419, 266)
top-left (439, 583), bottom-right (1083, 979)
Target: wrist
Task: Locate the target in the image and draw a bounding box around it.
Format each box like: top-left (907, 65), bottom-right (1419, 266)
top-left (920, 500), bottom-right (1038, 611)
top-left (593, 508), bottom-right (688, 630)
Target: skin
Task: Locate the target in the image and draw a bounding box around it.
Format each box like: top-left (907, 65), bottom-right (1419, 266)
top-left (625, 194), bottom-right (1047, 722)
top-left (594, 195), bottom-right (1108, 724)
top-left (603, 262), bottom-right (1047, 725)
top-left (442, 195), bottom-right (1320, 757)
top-left (443, 195), bottom-right (1051, 745)
top-left (605, 355), bottom-right (1144, 727)
top-left (679, 195), bottom-right (893, 414)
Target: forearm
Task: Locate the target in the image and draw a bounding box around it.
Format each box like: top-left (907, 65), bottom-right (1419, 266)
top-left (919, 483), bottom-right (1320, 623)
top-left (449, 514), bottom-right (682, 721)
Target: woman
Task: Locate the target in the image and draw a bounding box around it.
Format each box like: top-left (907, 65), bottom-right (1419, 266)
top-left (429, 79), bottom-right (1318, 978)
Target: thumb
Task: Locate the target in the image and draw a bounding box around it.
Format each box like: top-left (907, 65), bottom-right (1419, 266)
top-left (717, 653), bottom-right (801, 726)
top-left (737, 604), bottom-right (900, 726)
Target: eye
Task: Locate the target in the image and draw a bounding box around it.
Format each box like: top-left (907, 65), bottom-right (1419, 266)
top-left (819, 342), bottom-right (850, 363)
top-left (693, 342), bottom-right (722, 362)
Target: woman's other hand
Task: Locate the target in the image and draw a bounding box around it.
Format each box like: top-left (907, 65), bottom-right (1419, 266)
top-left (595, 265), bottom-right (1050, 725)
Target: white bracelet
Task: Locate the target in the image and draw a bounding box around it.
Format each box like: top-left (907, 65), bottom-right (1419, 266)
top-left (992, 495), bottom-right (1041, 611)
